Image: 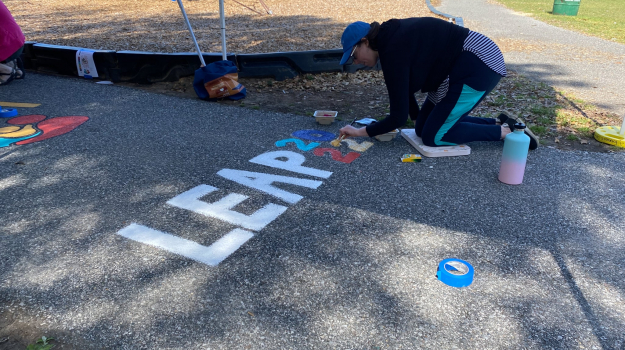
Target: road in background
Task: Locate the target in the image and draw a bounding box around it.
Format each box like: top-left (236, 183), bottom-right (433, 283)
top-left (441, 0), bottom-right (625, 116)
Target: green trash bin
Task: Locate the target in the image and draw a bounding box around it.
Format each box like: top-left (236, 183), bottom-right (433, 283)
top-left (552, 0), bottom-right (580, 16)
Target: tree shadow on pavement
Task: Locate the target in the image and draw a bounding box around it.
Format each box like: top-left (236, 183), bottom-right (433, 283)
top-left (1, 73), bottom-right (624, 349)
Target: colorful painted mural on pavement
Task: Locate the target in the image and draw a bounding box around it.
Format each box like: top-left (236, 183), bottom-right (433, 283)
top-left (0, 115), bottom-right (89, 148)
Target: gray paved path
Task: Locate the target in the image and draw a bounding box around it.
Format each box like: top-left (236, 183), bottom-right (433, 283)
top-left (440, 0), bottom-right (625, 116)
top-left (1, 74), bottom-right (624, 349)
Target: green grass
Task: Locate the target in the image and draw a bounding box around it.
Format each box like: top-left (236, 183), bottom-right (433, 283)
top-left (529, 125), bottom-right (548, 136)
top-left (575, 126), bottom-right (593, 137)
top-left (530, 105), bottom-right (556, 118)
top-left (536, 117), bottom-right (551, 124)
top-left (566, 134), bottom-right (580, 141)
top-left (493, 0), bottom-right (625, 44)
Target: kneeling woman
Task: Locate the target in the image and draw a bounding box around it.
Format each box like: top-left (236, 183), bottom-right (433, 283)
top-left (337, 18), bottom-right (537, 150)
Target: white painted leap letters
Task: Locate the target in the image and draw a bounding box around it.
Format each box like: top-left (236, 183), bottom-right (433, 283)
top-left (249, 151), bottom-right (333, 179)
top-left (116, 129), bottom-right (348, 267)
top-left (217, 169), bottom-right (323, 204)
top-left (166, 184), bottom-right (287, 231)
top-left (117, 224), bottom-right (254, 266)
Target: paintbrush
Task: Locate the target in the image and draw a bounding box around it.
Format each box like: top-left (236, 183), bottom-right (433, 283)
top-left (331, 117), bottom-right (358, 147)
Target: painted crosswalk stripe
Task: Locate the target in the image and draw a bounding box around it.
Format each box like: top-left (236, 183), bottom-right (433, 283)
top-left (117, 223), bottom-right (254, 266)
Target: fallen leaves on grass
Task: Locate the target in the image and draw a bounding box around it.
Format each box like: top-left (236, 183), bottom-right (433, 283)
top-left (248, 70), bottom-right (387, 93)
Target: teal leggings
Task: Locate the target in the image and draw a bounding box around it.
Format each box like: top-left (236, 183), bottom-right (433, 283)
top-left (415, 51), bottom-right (502, 146)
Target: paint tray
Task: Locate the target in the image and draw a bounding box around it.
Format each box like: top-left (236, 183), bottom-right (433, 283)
top-left (314, 110), bottom-right (338, 125)
top-left (401, 129), bottom-right (471, 157)
top-left (374, 129), bottom-right (399, 142)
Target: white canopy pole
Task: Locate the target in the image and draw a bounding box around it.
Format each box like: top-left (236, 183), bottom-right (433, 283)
top-left (219, 0), bottom-right (227, 61)
top-left (176, 0), bottom-right (206, 67)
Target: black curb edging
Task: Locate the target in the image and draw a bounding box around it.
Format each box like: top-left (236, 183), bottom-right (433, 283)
top-left (19, 1), bottom-right (462, 84)
top-left (115, 51), bottom-right (237, 84)
top-left (21, 42), bottom-right (365, 83)
top-left (23, 43), bottom-right (119, 81)
top-left (238, 50), bottom-right (349, 81)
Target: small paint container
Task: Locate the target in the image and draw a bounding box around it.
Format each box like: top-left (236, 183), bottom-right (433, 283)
top-left (374, 129), bottom-right (399, 141)
top-left (314, 110), bottom-right (338, 125)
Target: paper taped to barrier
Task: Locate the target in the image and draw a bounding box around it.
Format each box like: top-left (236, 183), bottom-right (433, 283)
top-left (76, 50), bottom-right (99, 78)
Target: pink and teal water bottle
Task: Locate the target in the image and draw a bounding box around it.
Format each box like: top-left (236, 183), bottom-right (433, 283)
top-left (499, 123), bottom-right (530, 185)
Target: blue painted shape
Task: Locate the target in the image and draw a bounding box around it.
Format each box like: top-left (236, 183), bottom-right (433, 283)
top-left (435, 84), bottom-right (485, 146)
top-left (292, 129), bottom-right (336, 142)
top-left (275, 138), bottom-right (320, 151)
top-left (0, 132), bottom-right (41, 148)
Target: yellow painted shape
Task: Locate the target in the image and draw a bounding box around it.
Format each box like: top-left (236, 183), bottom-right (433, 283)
top-left (0, 102), bottom-right (41, 108)
top-left (594, 126), bottom-right (625, 148)
top-left (0, 126), bottom-right (20, 133)
top-left (0, 124), bottom-right (37, 138)
top-left (343, 139), bottom-right (374, 152)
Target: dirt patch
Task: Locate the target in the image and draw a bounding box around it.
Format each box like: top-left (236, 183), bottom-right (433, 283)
top-left (0, 309), bottom-right (59, 350)
top-left (118, 69), bottom-right (623, 153)
top-left (5, 0), bottom-right (433, 54)
top-left (133, 70), bottom-right (392, 123)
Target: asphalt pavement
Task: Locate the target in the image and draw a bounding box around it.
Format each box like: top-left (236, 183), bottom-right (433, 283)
top-left (1, 72), bottom-right (624, 349)
top-left (439, 0), bottom-right (625, 117)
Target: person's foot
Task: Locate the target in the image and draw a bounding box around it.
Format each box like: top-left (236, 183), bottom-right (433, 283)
top-left (3, 60), bottom-right (23, 79)
top-left (497, 112), bottom-right (518, 130)
top-left (0, 62), bottom-right (15, 86)
top-left (15, 58), bottom-right (25, 79)
top-left (496, 113), bottom-right (508, 125)
top-left (514, 117), bottom-right (539, 150)
top-left (499, 111), bottom-right (538, 150)
top-left (501, 125), bottom-right (512, 140)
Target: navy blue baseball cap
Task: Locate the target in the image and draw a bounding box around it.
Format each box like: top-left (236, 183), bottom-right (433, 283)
top-left (339, 21), bottom-right (371, 65)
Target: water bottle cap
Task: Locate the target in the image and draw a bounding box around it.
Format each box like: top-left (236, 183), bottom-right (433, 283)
top-left (514, 122), bottom-right (526, 130)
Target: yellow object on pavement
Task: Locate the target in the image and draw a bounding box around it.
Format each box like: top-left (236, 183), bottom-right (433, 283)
top-left (594, 116), bottom-right (625, 148)
top-left (0, 102), bottom-right (41, 108)
top-left (401, 154), bottom-right (422, 162)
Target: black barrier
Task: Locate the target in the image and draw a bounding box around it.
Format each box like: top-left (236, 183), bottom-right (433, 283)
top-left (20, 42), bottom-right (37, 70)
top-left (237, 50), bottom-right (376, 80)
top-left (115, 51), bottom-right (237, 84)
top-left (237, 50), bottom-right (345, 81)
top-left (25, 43), bottom-right (119, 81)
top-left (17, 45), bottom-right (380, 84)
